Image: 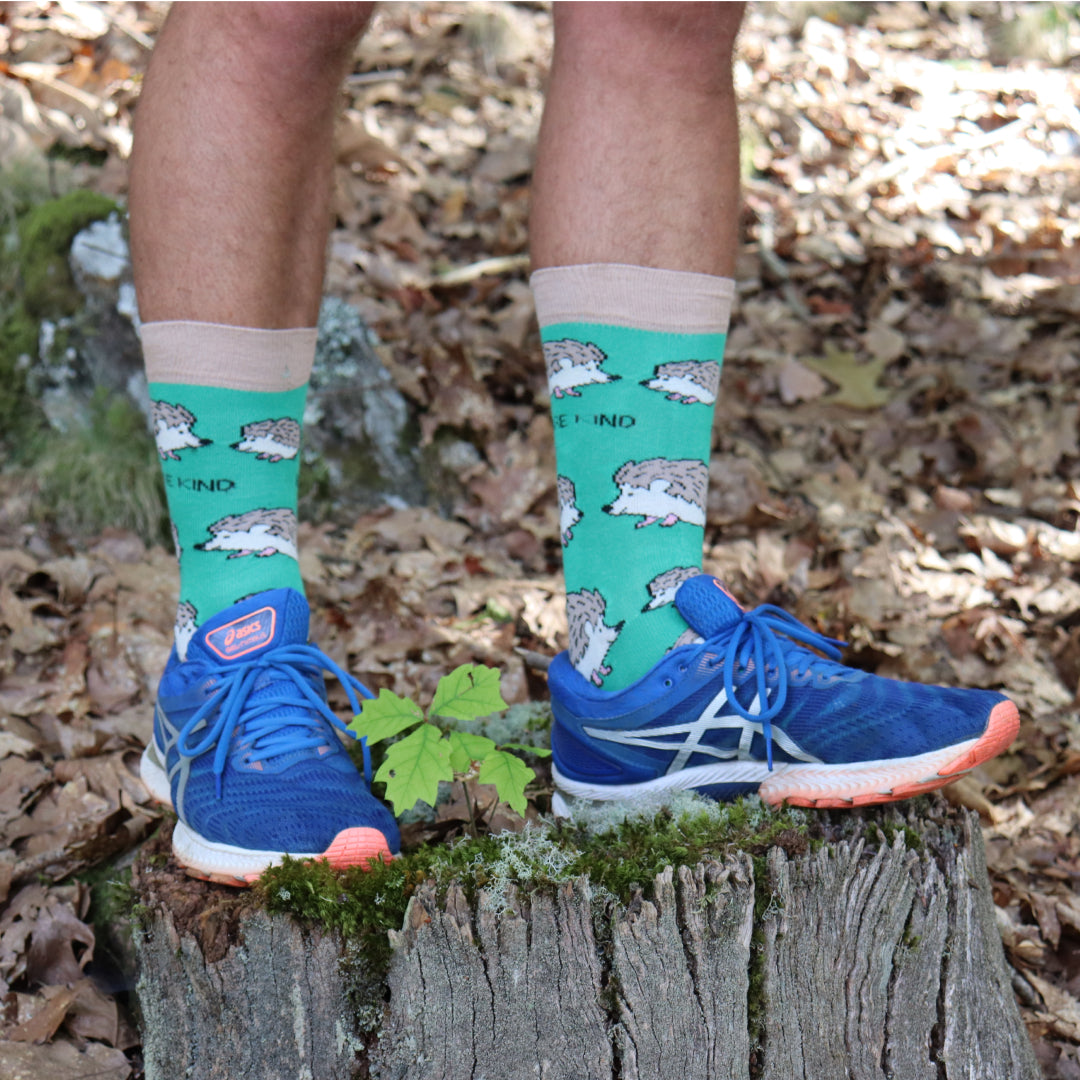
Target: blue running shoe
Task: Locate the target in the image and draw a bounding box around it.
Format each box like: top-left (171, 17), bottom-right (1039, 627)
top-left (140, 588), bottom-right (399, 885)
top-left (549, 575), bottom-right (1019, 810)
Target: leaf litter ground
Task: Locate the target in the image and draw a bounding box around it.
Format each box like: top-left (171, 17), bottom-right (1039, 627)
top-left (2, 2), bottom-right (1080, 1076)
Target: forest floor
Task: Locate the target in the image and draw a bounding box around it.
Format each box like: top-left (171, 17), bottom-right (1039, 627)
top-left (1, 2), bottom-right (1080, 1077)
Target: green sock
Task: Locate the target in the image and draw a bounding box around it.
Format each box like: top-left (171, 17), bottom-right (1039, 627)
top-left (143, 322), bottom-right (315, 658)
top-left (533, 265), bottom-right (734, 690)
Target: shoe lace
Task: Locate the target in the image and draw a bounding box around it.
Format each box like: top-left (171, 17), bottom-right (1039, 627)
top-left (705, 604), bottom-right (847, 771)
top-left (175, 644), bottom-right (375, 798)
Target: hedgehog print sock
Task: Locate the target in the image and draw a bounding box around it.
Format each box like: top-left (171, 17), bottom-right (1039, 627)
top-left (143, 322), bottom-right (313, 658)
top-left (532, 264), bottom-right (734, 691)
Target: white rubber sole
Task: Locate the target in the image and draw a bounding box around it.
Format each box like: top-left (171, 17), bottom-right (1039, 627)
top-left (553, 700), bottom-right (1019, 810)
top-left (171, 821), bottom-right (394, 886)
top-left (140, 741), bottom-right (394, 886)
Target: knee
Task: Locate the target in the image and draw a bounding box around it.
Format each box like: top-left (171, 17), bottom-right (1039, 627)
top-left (554, 2), bottom-right (743, 92)
top-left (245, 2), bottom-right (374, 58)
top-left (170, 2), bottom-right (373, 75)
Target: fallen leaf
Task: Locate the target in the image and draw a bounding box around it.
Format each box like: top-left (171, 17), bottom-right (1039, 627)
top-left (802, 346), bottom-right (892, 409)
top-left (777, 358), bottom-right (828, 404)
top-left (0, 1038), bottom-right (130, 1080)
top-left (1028, 972), bottom-right (1080, 1041)
top-left (4, 985), bottom-right (76, 1043)
top-left (863, 322), bottom-right (907, 363)
top-left (25, 891), bottom-right (95, 987)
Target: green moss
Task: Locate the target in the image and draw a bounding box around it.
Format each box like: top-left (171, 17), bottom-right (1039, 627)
top-left (33, 390), bottom-right (168, 542)
top-left (81, 861), bottom-right (135, 928)
top-left (18, 189), bottom-right (118, 318)
top-left (297, 455), bottom-right (335, 519)
top-left (82, 862), bottom-right (137, 960)
top-left (47, 143), bottom-right (109, 167)
top-left (259, 798), bottom-right (814, 983)
top-left (864, 821), bottom-right (924, 852)
top-left (259, 834), bottom-right (504, 977)
top-left (557, 801), bottom-right (809, 902)
top-left (0, 305), bottom-right (44, 454)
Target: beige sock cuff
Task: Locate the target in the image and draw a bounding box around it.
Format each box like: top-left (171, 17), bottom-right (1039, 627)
top-left (142, 321), bottom-right (317, 392)
top-left (530, 264), bottom-right (735, 334)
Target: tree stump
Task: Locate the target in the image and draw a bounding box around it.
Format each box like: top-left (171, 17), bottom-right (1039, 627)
top-left (131, 804), bottom-right (1040, 1080)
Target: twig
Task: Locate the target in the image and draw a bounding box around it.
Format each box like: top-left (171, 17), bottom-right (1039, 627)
top-left (9, 846), bottom-right (73, 884)
top-left (849, 117), bottom-right (1030, 197)
top-left (514, 647), bottom-right (551, 672)
top-left (7, 62), bottom-right (108, 116)
top-left (347, 70), bottom-right (408, 86)
top-left (433, 254), bottom-right (530, 287)
top-left (96, 7), bottom-right (156, 51)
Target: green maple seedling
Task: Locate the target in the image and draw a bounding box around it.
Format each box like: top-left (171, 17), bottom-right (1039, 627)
top-left (348, 664), bottom-right (550, 820)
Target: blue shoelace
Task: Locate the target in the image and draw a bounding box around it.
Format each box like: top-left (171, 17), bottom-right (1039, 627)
top-left (175, 644), bottom-right (374, 798)
top-left (705, 604), bottom-right (847, 770)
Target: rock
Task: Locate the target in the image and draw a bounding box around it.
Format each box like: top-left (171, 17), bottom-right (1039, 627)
top-left (27, 209), bottom-right (142, 436)
top-left (306, 297), bottom-right (426, 514)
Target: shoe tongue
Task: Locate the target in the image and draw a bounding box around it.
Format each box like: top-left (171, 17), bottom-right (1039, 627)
top-left (189, 588), bottom-right (309, 666)
top-left (674, 575), bottom-right (745, 637)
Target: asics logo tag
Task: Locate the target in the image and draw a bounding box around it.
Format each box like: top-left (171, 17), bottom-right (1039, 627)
top-left (206, 607), bottom-right (276, 660)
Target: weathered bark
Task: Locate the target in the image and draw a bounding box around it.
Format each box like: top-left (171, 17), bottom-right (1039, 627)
top-left (132, 808), bottom-right (1041, 1080)
top-left (135, 906), bottom-right (363, 1080)
top-left (758, 814), bottom-right (1035, 1080)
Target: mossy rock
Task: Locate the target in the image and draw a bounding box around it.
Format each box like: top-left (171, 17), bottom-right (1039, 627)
top-left (18, 189), bottom-right (118, 318)
top-left (33, 389), bottom-right (167, 542)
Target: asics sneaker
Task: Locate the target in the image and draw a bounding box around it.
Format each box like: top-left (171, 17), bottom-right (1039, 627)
top-left (549, 575), bottom-right (1019, 810)
top-left (140, 588), bottom-right (399, 885)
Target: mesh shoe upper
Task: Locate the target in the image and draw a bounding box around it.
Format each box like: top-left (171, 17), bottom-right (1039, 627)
top-left (548, 574), bottom-right (1010, 787)
top-left (155, 588), bottom-right (400, 854)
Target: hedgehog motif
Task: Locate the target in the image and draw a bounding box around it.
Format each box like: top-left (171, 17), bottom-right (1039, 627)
top-left (604, 458), bottom-right (707, 528)
top-left (557, 475), bottom-right (582, 547)
top-left (195, 508), bottom-right (298, 560)
top-left (643, 566), bottom-right (699, 612)
top-left (152, 400), bottom-right (211, 461)
top-left (567, 588), bottom-right (623, 687)
top-left (641, 360), bottom-right (721, 405)
top-left (174, 600), bottom-right (198, 660)
top-left (543, 339), bottom-right (620, 399)
top-left (232, 417), bottom-right (301, 462)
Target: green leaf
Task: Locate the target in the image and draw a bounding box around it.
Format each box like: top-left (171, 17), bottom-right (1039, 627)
top-left (499, 743), bottom-right (552, 758)
top-left (477, 749), bottom-right (534, 815)
top-left (446, 731), bottom-right (497, 773)
top-left (429, 664), bottom-right (508, 724)
top-left (348, 688), bottom-right (423, 745)
top-left (374, 723), bottom-right (453, 816)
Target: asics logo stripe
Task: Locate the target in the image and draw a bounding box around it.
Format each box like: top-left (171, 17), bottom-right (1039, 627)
top-left (583, 685), bottom-right (822, 774)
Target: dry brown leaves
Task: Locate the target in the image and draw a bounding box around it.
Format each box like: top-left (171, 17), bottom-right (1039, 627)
top-left (3, 0), bottom-right (1080, 1075)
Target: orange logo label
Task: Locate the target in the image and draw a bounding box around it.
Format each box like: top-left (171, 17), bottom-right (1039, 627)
top-left (206, 607), bottom-right (276, 660)
top-left (712, 578), bottom-right (743, 609)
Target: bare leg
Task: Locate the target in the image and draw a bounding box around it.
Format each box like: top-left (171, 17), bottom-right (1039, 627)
top-left (129, 2), bottom-right (373, 327)
top-left (531, 4), bottom-right (743, 689)
top-left (131, 3), bottom-right (405, 881)
top-left (531, 2), bottom-right (744, 276)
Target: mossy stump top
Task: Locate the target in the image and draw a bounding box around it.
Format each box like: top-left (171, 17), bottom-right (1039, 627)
top-left (131, 800), bottom-right (1039, 1080)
